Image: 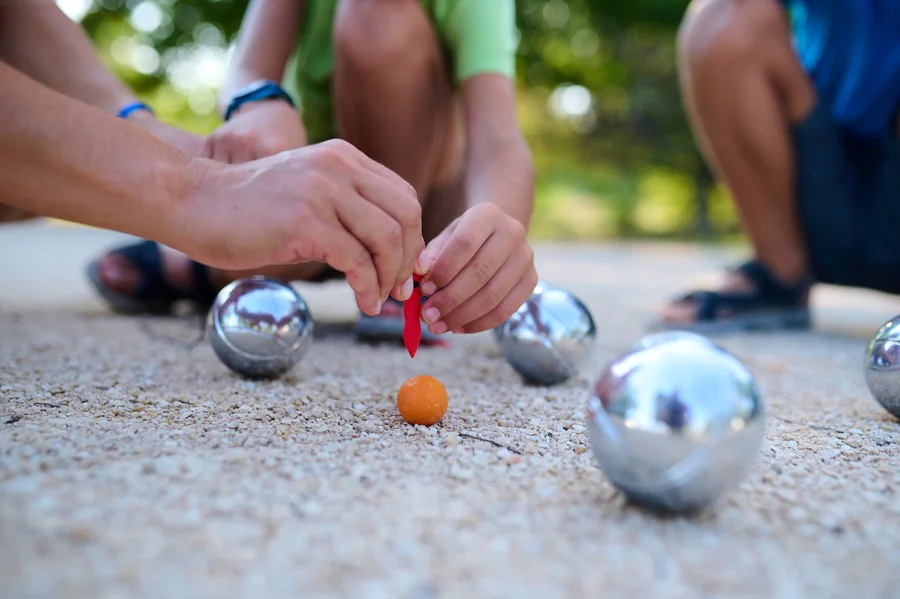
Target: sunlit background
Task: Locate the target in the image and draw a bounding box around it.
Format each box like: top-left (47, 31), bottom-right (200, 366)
top-left (57, 0), bottom-right (741, 243)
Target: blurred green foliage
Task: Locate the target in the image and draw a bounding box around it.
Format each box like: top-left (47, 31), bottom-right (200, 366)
top-left (70, 0), bottom-right (739, 241)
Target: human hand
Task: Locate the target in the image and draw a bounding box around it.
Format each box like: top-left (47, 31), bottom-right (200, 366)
top-left (148, 123), bottom-right (206, 157)
top-left (415, 203), bottom-right (538, 335)
top-left (203, 100), bottom-right (307, 163)
top-left (180, 139), bottom-right (423, 315)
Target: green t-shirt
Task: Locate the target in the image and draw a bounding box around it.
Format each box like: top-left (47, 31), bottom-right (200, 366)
top-left (283, 0), bottom-right (518, 144)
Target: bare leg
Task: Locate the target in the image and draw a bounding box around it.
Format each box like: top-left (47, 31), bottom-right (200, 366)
top-left (661, 0), bottom-right (817, 325)
top-left (332, 0), bottom-right (461, 199)
top-left (94, 0), bottom-right (463, 302)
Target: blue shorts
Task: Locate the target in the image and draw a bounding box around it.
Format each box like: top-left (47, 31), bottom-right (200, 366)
top-left (794, 102), bottom-right (900, 294)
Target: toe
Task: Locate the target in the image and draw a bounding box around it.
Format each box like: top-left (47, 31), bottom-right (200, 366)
top-left (97, 253), bottom-right (141, 294)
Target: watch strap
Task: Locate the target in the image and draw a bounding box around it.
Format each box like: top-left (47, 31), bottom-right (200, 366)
top-left (224, 81), bottom-right (296, 121)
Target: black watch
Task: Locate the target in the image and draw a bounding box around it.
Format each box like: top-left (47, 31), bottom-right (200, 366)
top-left (224, 80), bottom-right (296, 121)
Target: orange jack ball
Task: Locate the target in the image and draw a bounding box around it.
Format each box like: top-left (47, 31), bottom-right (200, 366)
top-left (397, 375), bottom-right (448, 426)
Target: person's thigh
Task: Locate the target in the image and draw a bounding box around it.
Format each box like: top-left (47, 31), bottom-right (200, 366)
top-left (421, 99), bottom-right (466, 242)
top-left (332, 0), bottom-right (457, 198)
top-left (794, 102), bottom-right (868, 288)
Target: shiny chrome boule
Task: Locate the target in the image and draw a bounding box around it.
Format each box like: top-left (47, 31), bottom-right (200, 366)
top-left (587, 332), bottom-right (765, 513)
top-left (208, 276), bottom-right (314, 379)
top-left (864, 315), bottom-right (900, 418)
top-left (496, 282), bottom-right (596, 386)
top-left (493, 279), bottom-right (551, 341)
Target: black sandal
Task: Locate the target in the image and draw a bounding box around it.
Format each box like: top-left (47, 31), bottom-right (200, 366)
top-left (86, 240), bottom-right (219, 315)
top-left (651, 260), bottom-right (814, 333)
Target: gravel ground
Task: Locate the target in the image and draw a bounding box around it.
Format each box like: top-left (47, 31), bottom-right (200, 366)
top-left (2, 222), bottom-right (900, 599)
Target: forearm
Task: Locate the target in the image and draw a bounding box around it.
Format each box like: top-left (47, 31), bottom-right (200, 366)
top-left (0, 1), bottom-right (137, 114)
top-left (464, 136), bottom-right (535, 228)
top-left (219, 0), bottom-right (305, 110)
top-left (0, 61), bottom-right (201, 247)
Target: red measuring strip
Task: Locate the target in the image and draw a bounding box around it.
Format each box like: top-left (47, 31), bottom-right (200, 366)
top-left (403, 274), bottom-right (423, 358)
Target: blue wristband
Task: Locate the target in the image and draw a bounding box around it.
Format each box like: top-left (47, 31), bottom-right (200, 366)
top-left (117, 101), bottom-right (154, 120)
top-left (224, 80), bottom-right (295, 121)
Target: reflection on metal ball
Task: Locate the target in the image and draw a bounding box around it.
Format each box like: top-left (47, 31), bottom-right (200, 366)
top-left (864, 315), bottom-right (900, 418)
top-left (493, 279), bottom-right (551, 341)
top-left (208, 276), bottom-right (314, 379)
top-left (496, 281), bottom-right (596, 386)
top-left (587, 332), bottom-right (765, 513)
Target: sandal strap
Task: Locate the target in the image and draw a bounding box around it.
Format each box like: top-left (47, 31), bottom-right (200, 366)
top-left (691, 289), bottom-right (767, 321)
top-left (734, 260), bottom-right (812, 304)
top-left (113, 240), bottom-right (166, 300)
top-left (190, 260), bottom-right (219, 307)
top-left (673, 260), bottom-right (813, 322)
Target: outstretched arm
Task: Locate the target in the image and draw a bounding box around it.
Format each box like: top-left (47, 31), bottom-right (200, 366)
top-left (0, 59), bottom-right (198, 245)
top-left (460, 73), bottom-right (535, 227)
top-left (0, 0), bottom-right (136, 113)
top-left (217, 0), bottom-right (305, 110)
top-left (414, 72), bottom-right (536, 336)
top-left (206, 0), bottom-right (308, 162)
top-left (452, 0), bottom-right (533, 225)
top-left (0, 59), bottom-right (424, 315)
top-left (0, 0), bottom-right (205, 155)
top-left (414, 0), bottom-right (537, 336)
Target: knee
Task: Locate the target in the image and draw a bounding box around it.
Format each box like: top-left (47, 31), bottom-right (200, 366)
top-left (677, 0), bottom-right (787, 75)
top-left (333, 0), bottom-right (428, 72)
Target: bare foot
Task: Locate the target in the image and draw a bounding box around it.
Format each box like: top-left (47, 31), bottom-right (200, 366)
top-left (96, 245), bottom-right (204, 296)
top-left (97, 243), bottom-right (333, 299)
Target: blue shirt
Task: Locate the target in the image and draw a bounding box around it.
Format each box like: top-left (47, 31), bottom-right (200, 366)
top-left (785, 0), bottom-right (900, 140)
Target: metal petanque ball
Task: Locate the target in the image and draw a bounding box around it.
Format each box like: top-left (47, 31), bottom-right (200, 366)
top-left (494, 279), bottom-right (551, 342)
top-left (496, 281), bottom-right (596, 386)
top-left (208, 276), bottom-right (314, 379)
top-left (864, 315), bottom-right (900, 418)
top-left (587, 332), bottom-right (765, 513)
top-left (492, 278), bottom-right (552, 341)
